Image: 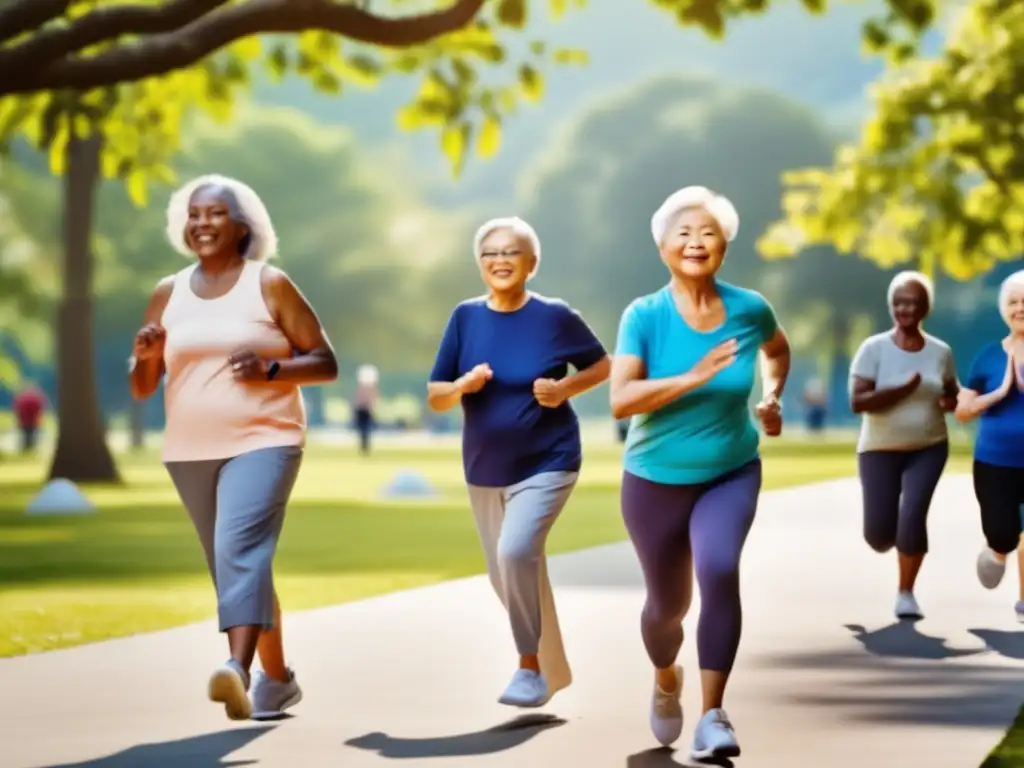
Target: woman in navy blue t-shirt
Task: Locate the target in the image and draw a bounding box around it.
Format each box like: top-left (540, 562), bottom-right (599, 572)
top-left (956, 270), bottom-right (1024, 620)
top-left (426, 216), bottom-right (611, 708)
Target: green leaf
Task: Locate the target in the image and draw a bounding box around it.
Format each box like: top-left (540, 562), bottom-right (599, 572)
top-left (126, 170), bottom-right (148, 207)
top-left (441, 122), bottom-right (471, 176)
top-left (0, 355), bottom-right (21, 389)
top-left (496, 0), bottom-right (527, 28)
top-left (48, 120), bottom-right (68, 175)
top-left (518, 64), bottom-right (544, 102)
top-left (313, 72), bottom-right (342, 94)
top-left (530, 40), bottom-right (546, 56)
top-left (477, 115), bottom-right (501, 158)
top-left (266, 44), bottom-right (290, 80)
top-left (548, 0), bottom-right (568, 20)
top-left (345, 54), bottom-right (383, 86)
top-left (553, 47), bottom-right (589, 65)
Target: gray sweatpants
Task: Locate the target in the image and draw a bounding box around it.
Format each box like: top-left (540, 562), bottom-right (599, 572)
top-left (165, 445), bottom-right (303, 632)
top-left (467, 470), bottom-right (578, 694)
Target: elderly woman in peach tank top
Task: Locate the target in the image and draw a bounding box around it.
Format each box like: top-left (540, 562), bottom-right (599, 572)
top-left (129, 174), bottom-right (338, 722)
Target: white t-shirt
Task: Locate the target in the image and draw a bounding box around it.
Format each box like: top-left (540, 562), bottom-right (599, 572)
top-left (849, 331), bottom-right (956, 452)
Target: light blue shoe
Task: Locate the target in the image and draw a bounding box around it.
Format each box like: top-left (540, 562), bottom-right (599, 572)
top-left (690, 708), bottom-right (741, 761)
top-left (498, 669), bottom-right (550, 708)
top-left (1015, 601), bottom-right (1024, 623)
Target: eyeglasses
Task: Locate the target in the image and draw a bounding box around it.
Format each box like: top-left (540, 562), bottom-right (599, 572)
top-left (480, 249), bottom-right (525, 259)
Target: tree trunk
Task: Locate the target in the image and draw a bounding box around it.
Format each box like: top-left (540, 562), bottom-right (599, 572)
top-left (48, 132), bottom-right (121, 483)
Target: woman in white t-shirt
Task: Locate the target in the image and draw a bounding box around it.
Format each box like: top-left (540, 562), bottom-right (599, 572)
top-left (849, 271), bottom-right (959, 620)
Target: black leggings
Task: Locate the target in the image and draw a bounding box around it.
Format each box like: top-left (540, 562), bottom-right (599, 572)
top-left (858, 441), bottom-right (948, 556)
top-left (973, 460), bottom-right (1024, 555)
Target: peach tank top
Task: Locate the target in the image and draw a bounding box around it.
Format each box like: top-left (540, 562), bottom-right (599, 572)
top-left (160, 260), bottom-right (306, 462)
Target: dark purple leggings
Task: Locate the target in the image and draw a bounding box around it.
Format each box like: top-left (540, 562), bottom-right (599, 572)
top-left (621, 459), bottom-right (762, 673)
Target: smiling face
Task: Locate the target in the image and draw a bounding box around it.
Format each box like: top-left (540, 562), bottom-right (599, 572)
top-left (477, 227), bottom-right (537, 293)
top-left (1003, 285), bottom-right (1024, 335)
top-left (184, 185), bottom-right (249, 260)
top-left (890, 279), bottom-right (930, 329)
top-left (658, 206), bottom-right (727, 280)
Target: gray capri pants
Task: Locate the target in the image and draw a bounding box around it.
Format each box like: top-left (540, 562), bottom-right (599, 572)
top-left (857, 440), bottom-right (948, 556)
top-left (165, 445), bottom-right (303, 632)
top-left (467, 470), bottom-right (578, 694)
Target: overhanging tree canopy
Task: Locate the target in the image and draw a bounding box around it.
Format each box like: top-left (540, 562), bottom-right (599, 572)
top-left (759, 0), bottom-right (1022, 280)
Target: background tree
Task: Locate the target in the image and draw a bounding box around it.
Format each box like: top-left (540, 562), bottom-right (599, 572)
top-left (759, 0), bottom-right (1022, 281)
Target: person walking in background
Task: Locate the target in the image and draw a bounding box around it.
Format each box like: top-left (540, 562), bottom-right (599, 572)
top-left (427, 216), bottom-right (611, 709)
top-left (352, 364), bottom-right (379, 456)
top-left (849, 271), bottom-right (958, 621)
top-left (610, 186), bottom-right (790, 760)
top-left (129, 174), bottom-right (338, 721)
top-left (956, 269), bottom-right (1024, 622)
top-left (802, 376), bottom-right (827, 433)
top-left (13, 382), bottom-right (46, 453)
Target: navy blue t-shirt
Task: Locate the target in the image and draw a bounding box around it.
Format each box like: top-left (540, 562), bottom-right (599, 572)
top-left (429, 294), bottom-right (607, 487)
top-left (966, 341), bottom-right (1024, 468)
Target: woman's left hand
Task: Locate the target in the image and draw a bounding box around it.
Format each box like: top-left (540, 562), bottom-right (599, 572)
top-left (755, 396), bottom-right (783, 437)
top-left (229, 349), bottom-right (270, 382)
top-left (534, 378), bottom-right (568, 408)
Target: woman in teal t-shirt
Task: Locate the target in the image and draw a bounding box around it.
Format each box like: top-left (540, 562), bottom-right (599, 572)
top-left (610, 186), bottom-right (791, 761)
top-left (955, 269), bottom-right (1024, 621)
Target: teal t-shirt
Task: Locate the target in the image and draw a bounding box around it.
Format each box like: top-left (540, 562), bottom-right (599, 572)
top-left (615, 282), bottom-right (779, 485)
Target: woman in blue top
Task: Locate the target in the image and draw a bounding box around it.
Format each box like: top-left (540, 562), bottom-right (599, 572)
top-left (610, 186), bottom-right (791, 759)
top-left (427, 216), bottom-right (611, 709)
top-left (956, 269), bottom-right (1024, 621)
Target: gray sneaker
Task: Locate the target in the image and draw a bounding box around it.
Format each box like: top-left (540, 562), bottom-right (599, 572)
top-left (208, 659), bottom-right (252, 721)
top-left (977, 548), bottom-right (1006, 590)
top-left (690, 707), bottom-right (741, 761)
top-left (250, 668), bottom-right (303, 720)
top-left (1015, 601), bottom-right (1024, 623)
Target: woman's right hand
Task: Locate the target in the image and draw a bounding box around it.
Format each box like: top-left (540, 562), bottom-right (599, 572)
top-left (132, 324), bottom-right (166, 361)
top-left (999, 352), bottom-right (1016, 397)
top-left (688, 339), bottom-right (737, 386)
top-left (458, 363), bottom-right (493, 394)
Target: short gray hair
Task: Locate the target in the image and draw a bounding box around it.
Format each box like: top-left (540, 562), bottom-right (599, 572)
top-left (472, 216), bottom-right (541, 279)
top-left (887, 270), bottom-right (934, 315)
top-left (651, 186), bottom-right (740, 246)
top-left (165, 174), bottom-right (278, 262)
top-left (998, 269), bottom-right (1024, 323)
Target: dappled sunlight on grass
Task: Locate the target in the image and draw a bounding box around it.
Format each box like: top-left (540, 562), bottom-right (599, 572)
top-left (0, 437), bottom-right (946, 657)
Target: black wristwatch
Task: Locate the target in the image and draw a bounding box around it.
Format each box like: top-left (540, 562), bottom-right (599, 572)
top-left (266, 361), bottom-right (281, 381)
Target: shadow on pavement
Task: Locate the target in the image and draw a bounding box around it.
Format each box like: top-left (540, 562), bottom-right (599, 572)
top-left (765, 641), bottom-right (1024, 729)
top-left (968, 628), bottom-right (1024, 660)
top-left (843, 620), bottom-right (982, 660)
top-left (626, 747), bottom-right (734, 768)
top-left (41, 726), bottom-right (274, 767)
top-left (344, 713), bottom-right (566, 758)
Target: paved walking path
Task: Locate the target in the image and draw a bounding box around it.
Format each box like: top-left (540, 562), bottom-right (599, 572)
top-left (3, 475), bottom-right (1023, 768)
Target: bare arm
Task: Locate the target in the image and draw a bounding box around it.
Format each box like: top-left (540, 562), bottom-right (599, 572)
top-left (955, 385), bottom-right (1010, 423)
top-left (759, 328), bottom-right (791, 401)
top-left (427, 380), bottom-right (464, 413)
top-left (263, 267), bottom-right (338, 385)
top-left (128, 276), bottom-right (174, 401)
top-left (850, 375), bottom-right (920, 414)
top-left (609, 355), bottom-right (706, 420)
top-left (562, 355), bottom-right (612, 399)
top-left (938, 378), bottom-right (960, 412)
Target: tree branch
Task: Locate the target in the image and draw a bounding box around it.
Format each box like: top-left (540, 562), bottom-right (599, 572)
top-left (0, 0), bottom-right (71, 45)
top-left (0, 0), bottom-right (227, 72)
top-left (0, 0), bottom-right (488, 96)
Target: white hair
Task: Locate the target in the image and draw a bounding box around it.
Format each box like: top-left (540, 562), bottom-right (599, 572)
top-left (651, 186), bottom-right (740, 246)
top-left (887, 270), bottom-right (935, 315)
top-left (357, 364), bottom-right (379, 386)
top-left (165, 174), bottom-right (278, 262)
top-left (472, 216), bottom-right (541, 279)
top-left (998, 269), bottom-right (1024, 323)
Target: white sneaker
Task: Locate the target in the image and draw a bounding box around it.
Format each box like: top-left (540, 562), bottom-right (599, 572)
top-left (977, 548), bottom-right (1006, 590)
top-left (894, 591), bottom-right (923, 619)
top-left (498, 669), bottom-right (550, 708)
top-left (690, 707), bottom-right (741, 760)
top-left (208, 660), bottom-right (252, 721)
top-left (649, 664), bottom-right (683, 747)
top-left (1015, 600), bottom-right (1024, 623)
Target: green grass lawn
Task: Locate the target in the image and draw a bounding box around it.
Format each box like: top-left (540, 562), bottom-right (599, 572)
top-left (0, 436), bottom-right (972, 659)
top-left (984, 705), bottom-right (1024, 767)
